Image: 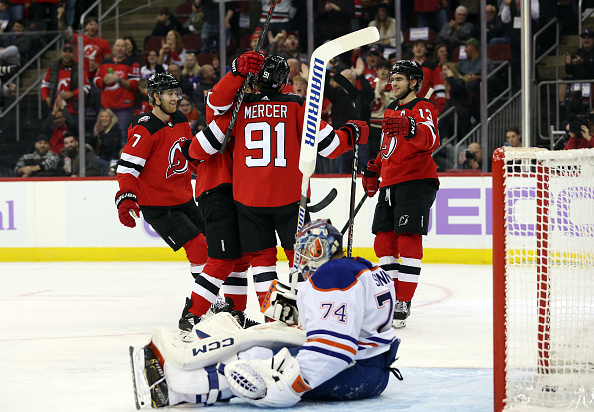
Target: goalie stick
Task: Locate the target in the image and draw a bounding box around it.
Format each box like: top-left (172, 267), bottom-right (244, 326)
top-left (218, 0), bottom-right (279, 154)
top-left (295, 26), bottom-right (379, 237)
top-left (291, 27), bottom-right (379, 293)
top-left (332, 72), bottom-right (362, 258)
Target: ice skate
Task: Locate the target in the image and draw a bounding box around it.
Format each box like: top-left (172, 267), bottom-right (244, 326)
top-left (392, 300), bottom-right (411, 329)
top-left (178, 297), bottom-right (203, 331)
top-left (211, 297), bottom-right (260, 328)
top-left (129, 345), bottom-right (168, 409)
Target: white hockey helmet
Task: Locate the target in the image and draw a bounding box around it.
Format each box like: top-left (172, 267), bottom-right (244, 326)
top-left (294, 219), bottom-right (343, 280)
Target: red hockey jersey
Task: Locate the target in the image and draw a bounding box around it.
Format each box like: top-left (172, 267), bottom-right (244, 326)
top-left (40, 64), bottom-right (90, 114)
top-left (377, 97), bottom-right (439, 188)
top-left (190, 93), bottom-right (354, 207)
top-left (94, 57), bottom-right (140, 109)
top-left (117, 110), bottom-right (195, 207)
top-left (416, 58), bottom-right (446, 114)
top-left (72, 33), bottom-right (112, 73)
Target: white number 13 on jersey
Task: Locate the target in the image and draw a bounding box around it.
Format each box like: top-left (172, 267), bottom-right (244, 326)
top-left (244, 121), bottom-right (287, 168)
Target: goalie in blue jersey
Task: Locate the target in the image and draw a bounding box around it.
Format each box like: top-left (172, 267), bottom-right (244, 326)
top-left (130, 219), bottom-right (402, 409)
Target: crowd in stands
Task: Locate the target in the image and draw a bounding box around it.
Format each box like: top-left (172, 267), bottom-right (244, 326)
top-left (0, 0), bottom-right (591, 177)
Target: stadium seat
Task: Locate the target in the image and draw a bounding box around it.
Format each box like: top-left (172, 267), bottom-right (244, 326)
top-left (197, 53), bottom-right (214, 66)
top-left (182, 35), bottom-right (201, 53)
top-left (144, 36), bottom-right (165, 52)
top-left (175, 1), bottom-right (193, 26)
top-left (487, 44), bottom-right (512, 63)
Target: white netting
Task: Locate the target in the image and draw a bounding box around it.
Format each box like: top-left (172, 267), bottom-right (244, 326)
top-left (500, 147), bottom-right (594, 410)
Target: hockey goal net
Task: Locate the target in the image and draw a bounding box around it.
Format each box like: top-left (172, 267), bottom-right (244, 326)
top-left (493, 147), bottom-right (594, 411)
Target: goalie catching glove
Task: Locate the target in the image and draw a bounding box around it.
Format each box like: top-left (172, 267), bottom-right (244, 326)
top-left (383, 115), bottom-right (416, 140)
top-left (339, 120), bottom-right (369, 146)
top-left (231, 51), bottom-right (265, 78)
top-left (224, 347), bottom-right (311, 408)
top-left (115, 189), bottom-right (140, 228)
top-left (260, 279), bottom-right (300, 326)
top-left (362, 159), bottom-right (381, 197)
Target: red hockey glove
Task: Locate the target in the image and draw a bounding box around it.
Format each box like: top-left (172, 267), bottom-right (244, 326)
top-left (361, 160), bottom-right (381, 197)
top-left (231, 51), bottom-right (265, 78)
top-left (180, 139), bottom-right (197, 162)
top-left (383, 116), bottom-right (417, 140)
top-left (115, 190), bottom-right (140, 228)
top-left (340, 120), bottom-right (369, 146)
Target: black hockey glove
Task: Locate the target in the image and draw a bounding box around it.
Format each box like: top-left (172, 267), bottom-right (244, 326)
top-left (180, 139), bottom-right (198, 162)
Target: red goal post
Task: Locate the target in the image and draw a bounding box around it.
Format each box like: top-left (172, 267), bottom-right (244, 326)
top-left (492, 147), bottom-right (594, 411)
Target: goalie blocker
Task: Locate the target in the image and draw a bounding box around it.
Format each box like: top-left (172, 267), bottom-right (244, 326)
top-left (129, 219), bottom-right (402, 409)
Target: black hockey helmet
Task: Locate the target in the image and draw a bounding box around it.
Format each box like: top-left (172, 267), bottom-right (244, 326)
top-left (256, 56), bottom-right (289, 92)
top-left (390, 60), bottom-right (423, 91)
top-left (147, 73), bottom-right (181, 103)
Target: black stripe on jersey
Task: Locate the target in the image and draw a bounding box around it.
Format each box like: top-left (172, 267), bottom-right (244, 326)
top-left (398, 264), bottom-right (421, 276)
top-left (203, 126), bottom-right (222, 151)
top-left (381, 262), bottom-right (401, 272)
top-left (133, 110), bottom-right (189, 135)
top-left (317, 130), bottom-right (336, 153)
top-left (253, 271), bottom-right (278, 283)
top-left (387, 97), bottom-right (434, 111)
top-left (194, 274), bottom-right (221, 296)
top-left (243, 93), bottom-right (306, 106)
top-left (118, 158), bottom-right (143, 173)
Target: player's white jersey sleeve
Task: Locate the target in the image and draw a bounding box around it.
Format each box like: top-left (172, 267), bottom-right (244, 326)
top-left (295, 258), bottom-right (397, 389)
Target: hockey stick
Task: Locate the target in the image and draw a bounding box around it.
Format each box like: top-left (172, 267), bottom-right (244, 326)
top-left (308, 188), bottom-right (338, 213)
top-left (291, 26), bottom-right (379, 292)
top-left (340, 193), bottom-right (367, 234)
top-left (332, 72), bottom-right (361, 258)
top-left (218, 0), bottom-right (279, 154)
top-left (296, 26), bottom-right (379, 237)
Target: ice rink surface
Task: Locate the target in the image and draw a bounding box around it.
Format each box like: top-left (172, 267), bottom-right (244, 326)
top-left (0, 261), bottom-right (494, 411)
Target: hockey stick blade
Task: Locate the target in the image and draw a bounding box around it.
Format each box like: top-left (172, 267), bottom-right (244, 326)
top-left (308, 188), bottom-right (338, 213)
top-left (296, 27), bottom-right (379, 237)
top-left (218, 0), bottom-right (279, 154)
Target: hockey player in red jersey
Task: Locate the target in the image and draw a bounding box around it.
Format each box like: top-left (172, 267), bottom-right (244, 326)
top-left (178, 51), bottom-right (266, 331)
top-left (362, 60), bottom-right (439, 328)
top-left (187, 56), bottom-right (369, 307)
top-left (115, 73), bottom-right (208, 329)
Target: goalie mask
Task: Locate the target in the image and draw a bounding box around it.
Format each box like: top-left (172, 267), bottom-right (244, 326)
top-left (294, 219), bottom-right (343, 280)
top-left (147, 73), bottom-right (182, 104)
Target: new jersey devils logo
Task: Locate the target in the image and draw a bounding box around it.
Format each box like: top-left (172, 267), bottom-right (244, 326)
top-left (381, 133), bottom-right (396, 159)
top-left (166, 139), bottom-right (189, 178)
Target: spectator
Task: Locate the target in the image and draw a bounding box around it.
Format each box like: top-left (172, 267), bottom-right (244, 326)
top-left (431, 43), bottom-right (450, 67)
top-left (178, 94), bottom-right (202, 133)
top-left (157, 30), bottom-right (186, 67)
top-left (290, 75), bottom-right (307, 97)
top-left (133, 78), bottom-right (152, 117)
top-left (148, 7), bottom-right (185, 38)
top-left (90, 108), bottom-right (122, 165)
top-left (123, 36), bottom-right (142, 65)
top-left (0, 43), bottom-right (20, 72)
top-left (259, 0), bottom-right (293, 42)
top-left (505, 126), bottom-right (522, 147)
top-left (3, 0), bottom-right (26, 21)
top-left (457, 142), bottom-right (482, 170)
top-left (368, 3), bottom-right (399, 48)
top-left (192, 64), bottom-right (217, 113)
top-left (267, 30), bottom-right (287, 55)
top-left (60, 132), bottom-right (102, 177)
top-left (167, 62), bottom-right (194, 98)
top-left (248, 28), bottom-right (262, 53)
top-left (314, 0), bottom-right (354, 48)
top-left (41, 107), bottom-right (77, 154)
top-left (31, 0), bottom-right (60, 32)
top-left (441, 62), bottom-right (472, 140)
top-left (184, 0), bottom-right (205, 35)
top-left (486, 4), bottom-right (511, 46)
top-left (436, 5), bottom-right (474, 52)
top-left (94, 38), bottom-right (140, 144)
top-left (353, 45), bottom-right (382, 83)
top-left (411, 39), bottom-right (446, 114)
top-left (211, 53), bottom-right (229, 78)
top-left (369, 58), bottom-right (394, 160)
top-left (197, 0), bottom-right (236, 53)
top-left (182, 52), bottom-right (201, 86)
top-left (14, 134), bottom-right (61, 177)
top-left (0, 19), bottom-right (31, 63)
top-left (41, 43), bottom-right (90, 117)
top-left (278, 31), bottom-right (307, 64)
top-left (140, 50), bottom-right (167, 79)
top-left (456, 38), bottom-right (495, 119)
top-left (357, 0), bottom-right (379, 31)
top-left (562, 120), bottom-right (594, 150)
top-left (281, 58), bottom-right (308, 93)
top-left (414, 0), bottom-right (448, 32)
top-left (63, 16), bottom-right (112, 78)
top-left (564, 29), bottom-right (594, 82)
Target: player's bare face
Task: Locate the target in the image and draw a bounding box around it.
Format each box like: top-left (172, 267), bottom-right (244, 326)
top-left (391, 74), bottom-right (410, 99)
top-left (159, 89), bottom-right (180, 114)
